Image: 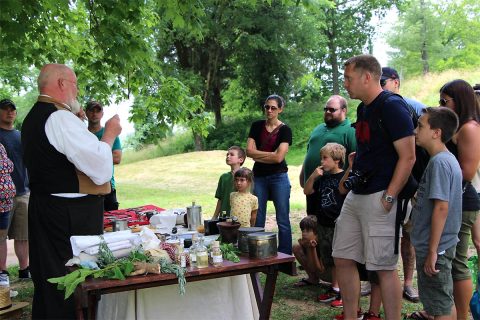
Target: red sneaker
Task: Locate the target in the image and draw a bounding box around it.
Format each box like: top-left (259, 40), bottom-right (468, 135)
top-left (334, 309), bottom-right (363, 320)
top-left (362, 311), bottom-right (382, 320)
top-left (317, 289), bottom-right (338, 303)
top-left (330, 295), bottom-right (343, 308)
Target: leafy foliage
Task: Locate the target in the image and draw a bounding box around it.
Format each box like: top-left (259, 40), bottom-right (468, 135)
top-left (387, 0), bottom-right (480, 76)
top-left (220, 242), bottom-right (241, 263)
top-left (47, 248), bottom-right (153, 299)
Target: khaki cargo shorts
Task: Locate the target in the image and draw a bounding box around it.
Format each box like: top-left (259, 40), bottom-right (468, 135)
top-left (332, 190), bottom-right (399, 271)
top-left (3, 194), bottom-right (29, 241)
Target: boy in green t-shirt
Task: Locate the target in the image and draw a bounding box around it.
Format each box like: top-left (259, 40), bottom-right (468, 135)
top-left (212, 146), bottom-right (245, 219)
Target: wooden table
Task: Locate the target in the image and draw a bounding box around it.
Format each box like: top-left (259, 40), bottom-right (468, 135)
top-left (75, 253), bottom-right (295, 320)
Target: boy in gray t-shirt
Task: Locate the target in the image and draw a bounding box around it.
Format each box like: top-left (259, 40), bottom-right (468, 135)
top-left (410, 107), bottom-right (462, 319)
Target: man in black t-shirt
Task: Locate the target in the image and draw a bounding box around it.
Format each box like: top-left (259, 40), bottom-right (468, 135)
top-left (332, 55), bottom-right (415, 320)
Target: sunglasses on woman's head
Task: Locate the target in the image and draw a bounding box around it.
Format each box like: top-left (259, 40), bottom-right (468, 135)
top-left (439, 98), bottom-right (453, 106)
top-left (263, 105), bottom-right (278, 111)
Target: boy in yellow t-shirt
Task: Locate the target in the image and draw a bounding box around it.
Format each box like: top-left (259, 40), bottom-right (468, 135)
top-left (230, 167), bottom-right (258, 227)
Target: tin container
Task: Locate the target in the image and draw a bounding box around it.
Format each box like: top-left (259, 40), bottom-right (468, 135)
top-left (186, 202), bottom-right (202, 231)
top-left (238, 227), bottom-right (265, 253)
top-left (247, 232), bottom-right (277, 259)
top-left (112, 219), bottom-right (128, 232)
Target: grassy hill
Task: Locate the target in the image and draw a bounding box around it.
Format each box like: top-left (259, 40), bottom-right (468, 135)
top-left (116, 150), bottom-right (305, 214)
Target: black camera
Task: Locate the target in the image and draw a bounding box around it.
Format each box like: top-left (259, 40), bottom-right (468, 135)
top-left (343, 170), bottom-right (370, 190)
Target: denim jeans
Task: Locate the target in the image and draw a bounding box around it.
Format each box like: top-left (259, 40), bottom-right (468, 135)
top-left (253, 172), bottom-right (292, 254)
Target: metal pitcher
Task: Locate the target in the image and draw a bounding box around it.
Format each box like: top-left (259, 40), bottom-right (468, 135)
top-left (186, 201), bottom-right (202, 231)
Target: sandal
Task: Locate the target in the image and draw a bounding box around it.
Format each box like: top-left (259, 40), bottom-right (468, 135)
top-left (293, 278), bottom-right (316, 287)
top-left (407, 311), bottom-right (431, 320)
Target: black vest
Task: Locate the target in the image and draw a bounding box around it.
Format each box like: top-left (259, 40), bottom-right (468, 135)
top-left (21, 101), bottom-right (79, 194)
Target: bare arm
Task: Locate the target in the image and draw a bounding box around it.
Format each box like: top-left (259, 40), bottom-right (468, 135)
top-left (246, 137), bottom-right (289, 164)
top-left (250, 209), bottom-right (257, 227)
top-left (304, 167), bottom-right (323, 195)
top-left (338, 152), bottom-right (355, 195)
top-left (382, 136), bottom-right (416, 210)
top-left (212, 199), bottom-right (222, 219)
top-left (305, 241), bottom-right (325, 273)
top-left (299, 164), bottom-right (305, 188)
top-left (424, 199), bottom-right (449, 276)
top-left (456, 121), bottom-right (480, 181)
top-left (112, 149), bottom-right (122, 165)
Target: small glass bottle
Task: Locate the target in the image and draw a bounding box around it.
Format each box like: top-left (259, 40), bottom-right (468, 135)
top-left (189, 233), bottom-right (198, 268)
top-left (177, 238), bottom-right (187, 268)
top-left (196, 235), bottom-right (209, 269)
top-left (211, 241), bottom-right (223, 267)
top-left (0, 271), bottom-right (11, 307)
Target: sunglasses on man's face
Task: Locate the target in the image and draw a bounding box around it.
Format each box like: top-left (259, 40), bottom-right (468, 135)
top-left (263, 105), bottom-right (278, 111)
top-left (380, 78), bottom-right (393, 87)
top-left (324, 107), bottom-right (339, 113)
top-left (439, 98), bottom-right (454, 106)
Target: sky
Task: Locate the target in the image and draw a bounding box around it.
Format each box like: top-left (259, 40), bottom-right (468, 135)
top-left (104, 9), bottom-right (398, 143)
top-left (101, 98), bottom-right (135, 141)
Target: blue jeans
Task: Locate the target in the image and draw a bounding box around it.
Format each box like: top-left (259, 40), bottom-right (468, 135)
top-left (253, 172), bottom-right (292, 254)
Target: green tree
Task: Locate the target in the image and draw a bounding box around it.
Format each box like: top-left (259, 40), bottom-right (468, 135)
top-left (387, 0), bottom-right (480, 76)
top-left (313, 0), bottom-right (397, 95)
top-left (0, 0), bottom-right (210, 144)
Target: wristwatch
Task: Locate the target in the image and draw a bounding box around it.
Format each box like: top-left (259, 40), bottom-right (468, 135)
top-left (383, 193), bottom-right (395, 203)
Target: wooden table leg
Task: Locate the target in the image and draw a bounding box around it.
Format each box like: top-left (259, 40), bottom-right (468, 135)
top-left (258, 267), bottom-right (278, 320)
top-left (250, 273), bottom-right (263, 308)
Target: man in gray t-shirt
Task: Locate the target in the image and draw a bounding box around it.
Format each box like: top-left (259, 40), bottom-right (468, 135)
top-left (411, 151), bottom-right (462, 254)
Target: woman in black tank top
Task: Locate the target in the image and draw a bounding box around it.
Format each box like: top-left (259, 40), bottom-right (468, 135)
top-left (440, 79), bottom-right (480, 320)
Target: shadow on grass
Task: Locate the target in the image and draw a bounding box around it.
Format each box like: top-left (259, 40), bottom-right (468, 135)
top-left (260, 270), bottom-right (422, 320)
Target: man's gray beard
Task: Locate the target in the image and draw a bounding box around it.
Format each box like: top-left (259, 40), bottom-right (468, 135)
top-left (67, 98), bottom-right (81, 114)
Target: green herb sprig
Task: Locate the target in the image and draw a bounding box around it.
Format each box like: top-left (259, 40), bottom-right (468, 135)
top-left (159, 258), bottom-right (186, 295)
top-left (220, 243), bottom-right (240, 263)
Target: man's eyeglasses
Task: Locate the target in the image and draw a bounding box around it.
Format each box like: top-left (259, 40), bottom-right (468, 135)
top-left (324, 107), bottom-right (339, 113)
top-left (439, 98), bottom-right (454, 106)
top-left (264, 105), bottom-right (278, 111)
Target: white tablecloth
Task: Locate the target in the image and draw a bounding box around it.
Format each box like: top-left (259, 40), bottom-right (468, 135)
top-left (96, 274), bottom-right (259, 320)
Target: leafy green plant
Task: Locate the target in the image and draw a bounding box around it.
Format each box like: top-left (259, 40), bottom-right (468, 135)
top-left (48, 248), bottom-right (153, 299)
top-left (220, 242), bottom-right (241, 263)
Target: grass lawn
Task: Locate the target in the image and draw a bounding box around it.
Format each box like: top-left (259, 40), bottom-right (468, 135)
top-left (10, 150), bottom-right (475, 319)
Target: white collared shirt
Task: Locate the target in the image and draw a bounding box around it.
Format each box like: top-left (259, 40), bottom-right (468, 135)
top-left (44, 110), bottom-right (113, 197)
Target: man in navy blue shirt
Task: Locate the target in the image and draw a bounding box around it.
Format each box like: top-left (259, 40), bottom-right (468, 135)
top-left (0, 99), bottom-right (30, 279)
top-left (332, 55), bottom-right (415, 320)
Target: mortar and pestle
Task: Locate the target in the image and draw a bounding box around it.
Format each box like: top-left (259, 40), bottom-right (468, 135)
top-left (217, 219), bottom-right (241, 244)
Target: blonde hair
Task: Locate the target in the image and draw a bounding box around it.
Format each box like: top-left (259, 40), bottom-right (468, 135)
top-left (320, 143), bottom-right (346, 168)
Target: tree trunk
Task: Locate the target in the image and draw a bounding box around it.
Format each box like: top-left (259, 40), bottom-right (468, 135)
top-left (420, 0), bottom-right (429, 75)
top-left (193, 131), bottom-right (203, 151)
top-left (324, 8), bottom-right (340, 95)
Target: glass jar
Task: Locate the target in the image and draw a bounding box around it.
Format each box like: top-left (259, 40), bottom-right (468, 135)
top-left (196, 235), bottom-right (209, 269)
top-left (189, 233), bottom-right (198, 268)
top-left (211, 241), bottom-right (223, 267)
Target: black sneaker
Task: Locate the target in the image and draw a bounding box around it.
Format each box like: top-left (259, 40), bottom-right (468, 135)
top-left (1, 270), bottom-right (9, 276)
top-left (18, 266), bottom-right (31, 280)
